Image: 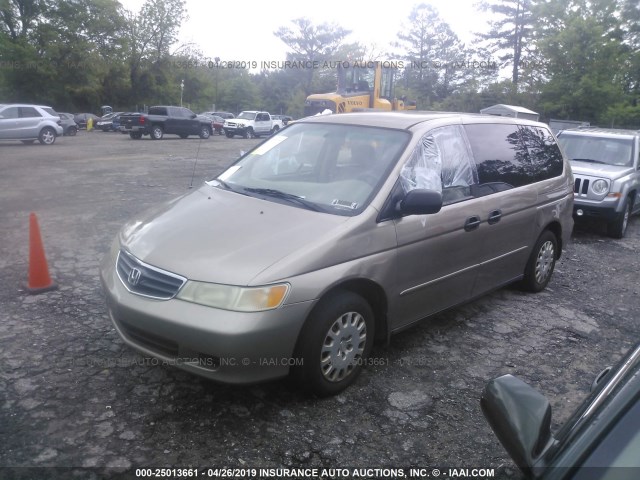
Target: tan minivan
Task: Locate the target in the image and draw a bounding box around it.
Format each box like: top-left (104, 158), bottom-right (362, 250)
top-left (100, 112), bottom-right (574, 396)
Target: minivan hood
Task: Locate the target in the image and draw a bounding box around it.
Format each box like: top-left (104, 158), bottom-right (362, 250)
top-left (119, 185), bottom-right (349, 285)
top-left (569, 161), bottom-right (634, 179)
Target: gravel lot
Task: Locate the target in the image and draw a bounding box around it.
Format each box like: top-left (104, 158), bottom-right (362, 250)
top-left (1, 130), bottom-right (638, 479)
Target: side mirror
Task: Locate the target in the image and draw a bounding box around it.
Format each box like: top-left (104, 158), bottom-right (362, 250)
top-left (481, 375), bottom-right (553, 476)
top-left (400, 189), bottom-right (442, 216)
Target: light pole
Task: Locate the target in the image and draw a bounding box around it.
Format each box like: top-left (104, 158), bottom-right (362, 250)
top-left (180, 79), bottom-right (184, 107)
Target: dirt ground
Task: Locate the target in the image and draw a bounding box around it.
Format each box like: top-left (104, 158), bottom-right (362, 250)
top-left (1, 130), bottom-right (638, 479)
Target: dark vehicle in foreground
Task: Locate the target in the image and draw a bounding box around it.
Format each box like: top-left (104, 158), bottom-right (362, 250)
top-left (482, 342), bottom-right (640, 479)
top-left (101, 112), bottom-right (574, 396)
top-left (120, 106), bottom-right (213, 140)
top-left (557, 127), bottom-right (640, 238)
top-left (58, 112), bottom-right (78, 136)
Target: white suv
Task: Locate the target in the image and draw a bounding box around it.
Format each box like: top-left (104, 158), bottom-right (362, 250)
top-left (557, 127), bottom-right (640, 238)
top-left (0, 104), bottom-right (64, 145)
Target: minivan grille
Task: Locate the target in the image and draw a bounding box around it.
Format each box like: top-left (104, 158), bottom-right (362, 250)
top-left (574, 177), bottom-right (590, 196)
top-left (116, 250), bottom-right (186, 299)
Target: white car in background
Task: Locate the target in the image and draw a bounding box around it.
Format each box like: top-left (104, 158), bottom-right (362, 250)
top-left (0, 103), bottom-right (63, 145)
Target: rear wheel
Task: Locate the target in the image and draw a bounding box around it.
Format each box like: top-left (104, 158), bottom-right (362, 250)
top-left (67, 126), bottom-right (77, 136)
top-left (292, 290), bottom-right (374, 397)
top-left (607, 199), bottom-right (631, 239)
top-left (150, 125), bottom-right (164, 140)
top-left (521, 230), bottom-right (557, 292)
top-left (271, 125), bottom-right (280, 135)
top-left (38, 127), bottom-right (56, 145)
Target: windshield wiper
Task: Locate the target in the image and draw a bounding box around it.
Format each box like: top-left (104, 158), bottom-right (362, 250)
top-left (571, 158), bottom-right (608, 164)
top-left (243, 187), bottom-right (324, 212)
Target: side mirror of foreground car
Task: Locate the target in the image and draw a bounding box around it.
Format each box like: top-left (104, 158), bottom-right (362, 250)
top-left (481, 374), bottom-right (554, 477)
top-left (399, 189), bottom-right (443, 216)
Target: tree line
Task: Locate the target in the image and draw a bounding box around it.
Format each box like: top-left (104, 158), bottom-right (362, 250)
top-left (0, 0), bottom-right (638, 127)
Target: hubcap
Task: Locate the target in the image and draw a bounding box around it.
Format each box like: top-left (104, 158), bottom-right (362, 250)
top-left (320, 311), bottom-right (367, 382)
top-left (43, 130), bottom-right (54, 144)
top-left (535, 241), bottom-right (555, 284)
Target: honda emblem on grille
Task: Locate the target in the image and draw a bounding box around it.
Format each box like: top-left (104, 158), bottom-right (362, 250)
top-left (128, 267), bottom-right (142, 286)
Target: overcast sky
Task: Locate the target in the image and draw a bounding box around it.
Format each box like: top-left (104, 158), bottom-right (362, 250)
top-left (120, 0), bottom-right (488, 63)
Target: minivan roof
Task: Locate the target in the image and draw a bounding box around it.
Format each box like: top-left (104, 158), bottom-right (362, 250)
top-left (298, 111), bottom-right (547, 130)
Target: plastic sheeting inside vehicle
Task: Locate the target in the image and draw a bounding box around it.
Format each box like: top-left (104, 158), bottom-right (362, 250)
top-left (400, 125), bottom-right (478, 193)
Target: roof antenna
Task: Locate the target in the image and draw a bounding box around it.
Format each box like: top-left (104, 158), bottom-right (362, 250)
top-left (188, 138), bottom-right (203, 189)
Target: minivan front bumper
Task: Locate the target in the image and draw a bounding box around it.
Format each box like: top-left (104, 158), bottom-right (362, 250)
top-left (100, 256), bottom-right (315, 385)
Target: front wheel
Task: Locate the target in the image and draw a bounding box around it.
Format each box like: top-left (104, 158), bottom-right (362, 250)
top-left (521, 230), bottom-right (557, 292)
top-left (199, 126), bottom-right (211, 139)
top-left (607, 199), bottom-right (631, 239)
top-left (150, 125), bottom-right (164, 140)
top-left (243, 128), bottom-right (255, 139)
top-left (292, 291), bottom-right (374, 397)
top-left (67, 126), bottom-right (77, 136)
top-left (225, 131), bottom-right (234, 138)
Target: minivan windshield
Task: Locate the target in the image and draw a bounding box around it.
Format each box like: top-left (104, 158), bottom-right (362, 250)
top-left (214, 123), bottom-right (409, 216)
top-left (558, 134), bottom-right (634, 167)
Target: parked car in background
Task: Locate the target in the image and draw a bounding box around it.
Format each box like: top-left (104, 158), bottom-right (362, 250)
top-left (96, 111), bottom-right (124, 132)
top-left (73, 113), bottom-right (101, 130)
top-left (557, 127), bottom-right (640, 238)
top-left (0, 103), bottom-right (63, 145)
top-left (58, 112), bottom-right (78, 136)
top-left (272, 114), bottom-right (293, 126)
top-left (201, 114), bottom-right (225, 134)
top-left (482, 341), bottom-right (640, 479)
top-left (202, 111), bottom-right (234, 120)
top-left (100, 112), bottom-right (574, 396)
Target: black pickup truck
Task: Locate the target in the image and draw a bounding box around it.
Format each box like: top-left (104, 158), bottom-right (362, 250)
top-left (120, 106), bottom-right (214, 140)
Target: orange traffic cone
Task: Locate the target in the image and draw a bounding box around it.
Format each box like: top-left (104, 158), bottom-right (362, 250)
top-left (26, 212), bottom-right (57, 294)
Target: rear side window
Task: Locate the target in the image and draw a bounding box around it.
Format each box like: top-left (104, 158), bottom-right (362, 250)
top-left (1, 106), bottom-right (19, 118)
top-left (465, 124), bottom-right (563, 191)
top-left (148, 107), bottom-right (167, 116)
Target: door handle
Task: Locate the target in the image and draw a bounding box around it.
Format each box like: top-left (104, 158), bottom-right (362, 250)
top-left (464, 215), bottom-right (481, 231)
top-left (488, 209), bottom-right (502, 225)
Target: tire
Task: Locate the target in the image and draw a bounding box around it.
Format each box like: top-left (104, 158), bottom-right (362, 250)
top-left (150, 125), bottom-right (164, 140)
top-left (199, 126), bottom-right (211, 139)
top-left (129, 132), bottom-right (142, 139)
top-left (38, 127), bottom-right (56, 145)
top-left (521, 230), bottom-right (557, 292)
top-left (607, 199), bottom-right (631, 239)
top-left (292, 291), bottom-right (374, 397)
top-left (271, 125), bottom-right (280, 135)
top-left (67, 126), bottom-right (77, 136)
top-left (179, 134), bottom-right (189, 139)
top-left (244, 127), bottom-right (255, 139)
top-left (225, 132), bottom-right (234, 138)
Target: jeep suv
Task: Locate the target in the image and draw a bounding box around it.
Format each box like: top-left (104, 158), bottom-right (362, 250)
top-left (557, 128), bottom-right (640, 238)
top-left (0, 104), bottom-right (64, 145)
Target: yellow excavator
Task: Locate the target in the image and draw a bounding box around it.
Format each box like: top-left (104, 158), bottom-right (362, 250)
top-left (303, 61), bottom-right (416, 116)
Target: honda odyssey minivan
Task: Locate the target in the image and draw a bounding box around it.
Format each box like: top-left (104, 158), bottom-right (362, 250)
top-left (100, 112), bottom-right (574, 396)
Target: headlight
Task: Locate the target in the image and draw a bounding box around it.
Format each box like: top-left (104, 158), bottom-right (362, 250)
top-left (591, 179), bottom-right (609, 195)
top-left (176, 281), bottom-right (289, 312)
